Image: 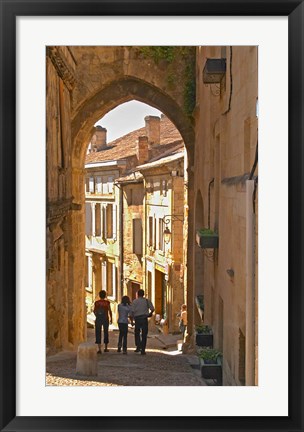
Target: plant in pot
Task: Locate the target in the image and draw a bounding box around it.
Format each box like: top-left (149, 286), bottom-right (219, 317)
top-left (198, 347), bottom-right (223, 385)
top-left (195, 324), bottom-right (213, 347)
top-left (196, 228), bottom-right (219, 249)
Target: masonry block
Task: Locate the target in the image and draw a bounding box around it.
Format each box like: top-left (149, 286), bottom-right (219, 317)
top-left (76, 342), bottom-right (98, 376)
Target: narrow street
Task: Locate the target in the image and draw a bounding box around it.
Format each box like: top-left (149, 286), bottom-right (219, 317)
top-left (46, 327), bottom-right (207, 386)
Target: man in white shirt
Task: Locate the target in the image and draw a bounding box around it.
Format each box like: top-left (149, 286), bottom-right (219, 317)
top-left (130, 289), bottom-right (155, 355)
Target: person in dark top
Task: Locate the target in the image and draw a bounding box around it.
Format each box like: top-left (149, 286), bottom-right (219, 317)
top-left (93, 290), bottom-right (112, 354)
top-left (130, 289), bottom-right (155, 355)
top-left (117, 295), bottom-right (133, 354)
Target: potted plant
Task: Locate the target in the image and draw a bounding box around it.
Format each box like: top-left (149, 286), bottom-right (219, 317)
top-left (195, 324), bottom-right (213, 347)
top-left (198, 347), bottom-right (222, 385)
top-left (196, 228), bottom-right (219, 249)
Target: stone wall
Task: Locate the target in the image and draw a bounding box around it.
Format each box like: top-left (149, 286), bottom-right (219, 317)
top-left (46, 46), bottom-right (194, 353)
top-left (194, 46), bottom-right (258, 384)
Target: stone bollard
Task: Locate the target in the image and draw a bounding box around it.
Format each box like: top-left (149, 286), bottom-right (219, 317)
top-left (76, 342), bottom-right (98, 376)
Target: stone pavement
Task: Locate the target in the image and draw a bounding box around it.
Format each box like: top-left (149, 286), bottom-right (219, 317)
top-left (46, 327), bottom-right (207, 386)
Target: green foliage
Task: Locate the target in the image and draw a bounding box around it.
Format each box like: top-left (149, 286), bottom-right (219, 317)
top-left (183, 54), bottom-right (196, 115)
top-left (139, 46), bottom-right (196, 116)
top-left (195, 324), bottom-right (212, 335)
top-left (198, 228), bottom-right (218, 236)
top-left (198, 347), bottom-right (222, 362)
top-left (139, 46), bottom-right (175, 63)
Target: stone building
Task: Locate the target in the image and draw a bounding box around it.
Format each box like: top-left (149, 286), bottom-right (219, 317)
top-left (192, 46), bottom-right (258, 385)
top-left (136, 148), bottom-right (186, 333)
top-left (84, 114), bottom-right (185, 325)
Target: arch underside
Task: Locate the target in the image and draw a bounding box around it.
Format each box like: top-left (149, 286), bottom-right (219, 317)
top-left (72, 77), bottom-right (195, 167)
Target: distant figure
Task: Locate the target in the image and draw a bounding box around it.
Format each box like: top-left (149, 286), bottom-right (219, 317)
top-left (131, 289), bottom-right (155, 355)
top-left (117, 295), bottom-right (133, 354)
top-left (179, 304), bottom-right (187, 339)
top-left (93, 290), bottom-right (112, 354)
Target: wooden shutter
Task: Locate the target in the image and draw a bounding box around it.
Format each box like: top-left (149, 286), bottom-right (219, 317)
top-left (133, 218), bottom-right (143, 255)
top-left (95, 204), bottom-right (101, 236)
top-left (112, 205), bottom-right (117, 238)
top-left (101, 261), bottom-right (107, 290)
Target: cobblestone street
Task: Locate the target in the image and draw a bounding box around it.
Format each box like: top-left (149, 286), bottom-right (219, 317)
top-left (46, 327), bottom-right (206, 387)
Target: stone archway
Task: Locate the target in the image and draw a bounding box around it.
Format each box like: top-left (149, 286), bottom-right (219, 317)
top-left (46, 46), bottom-right (195, 352)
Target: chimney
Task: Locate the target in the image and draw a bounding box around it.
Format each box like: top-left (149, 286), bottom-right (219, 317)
top-left (94, 126), bottom-right (107, 151)
top-left (137, 136), bottom-right (149, 165)
top-left (145, 115), bottom-right (160, 147)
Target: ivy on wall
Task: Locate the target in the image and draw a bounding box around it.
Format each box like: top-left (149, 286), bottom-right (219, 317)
top-left (139, 46), bottom-right (196, 116)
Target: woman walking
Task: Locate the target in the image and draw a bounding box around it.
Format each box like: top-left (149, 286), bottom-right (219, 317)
top-left (117, 295), bottom-right (133, 354)
top-left (94, 290), bottom-right (112, 354)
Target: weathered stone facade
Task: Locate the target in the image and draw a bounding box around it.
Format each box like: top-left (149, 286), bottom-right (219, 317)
top-left (84, 114), bottom-right (186, 329)
top-left (46, 45), bottom-right (258, 387)
top-left (192, 46), bottom-right (258, 385)
top-left (140, 156), bottom-right (186, 333)
top-left (46, 46), bottom-right (195, 352)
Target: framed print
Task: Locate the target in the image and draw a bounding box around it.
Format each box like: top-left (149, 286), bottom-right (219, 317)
top-left (0, 0), bottom-right (303, 431)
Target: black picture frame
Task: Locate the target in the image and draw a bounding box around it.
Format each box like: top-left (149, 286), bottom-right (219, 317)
top-left (0, 1), bottom-right (303, 431)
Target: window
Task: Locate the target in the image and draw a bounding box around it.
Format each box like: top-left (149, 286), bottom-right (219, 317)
top-left (105, 260), bottom-right (116, 298)
top-left (148, 216), bottom-right (154, 247)
top-left (133, 218), bottom-right (143, 255)
top-left (95, 203), bottom-right (101, 236)
top-left (102, 204), bottom-right (116, 239)
top-left (158, 218), bottom-right (164, 251)
top-left (89, 177), bottom-right (94, 193)
top-left (106, 205), bottom-right (113, 238)
top-left (96, 176), bottom-right (102, 194)
top-left (161, 180), bottom-right (167, 196)
top-left (108, 176), bottom-right (114, 194)
top-left (102, 177), bottom-right (108, 194)
top-left (85, 203), bottom-right (92, 236)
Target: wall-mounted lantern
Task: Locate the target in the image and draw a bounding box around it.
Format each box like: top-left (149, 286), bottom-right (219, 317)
top-left (162, 214), bottom-right (184, 244)
top-left (203, 58), bottom-right (226, 84)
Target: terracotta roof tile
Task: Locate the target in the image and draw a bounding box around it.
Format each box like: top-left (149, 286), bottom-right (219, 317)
top-left (85, 116), bottom-right (183, 165)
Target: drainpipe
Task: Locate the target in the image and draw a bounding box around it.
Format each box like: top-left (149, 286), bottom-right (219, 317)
top-left (246, 142), bottom-right (258, 386)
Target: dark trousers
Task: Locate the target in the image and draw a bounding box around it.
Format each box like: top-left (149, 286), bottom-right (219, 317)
top-left (118, 323), bottom-right (128, 351)
top-left (95, 317), bottom-right (109, 345)
top-left (134, 316), bottom-right (148, 352)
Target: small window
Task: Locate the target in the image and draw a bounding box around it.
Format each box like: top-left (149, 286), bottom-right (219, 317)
top-left (133, 218), bottom-right (143, 255)
top-left (102, 177), bottom-right (109, 194)
top-left (96, 176), bottom-right (102, 194)
top-left (108, 176), bottom-right (114, 194)
top-left (95, 203), bottom-right (101, 236)
top-left (89, 177), bottom-right (94, 193)
top-left (161, 180), bottom-right (167, 196)
top-left (106, 204), bottom-right (113, 238)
